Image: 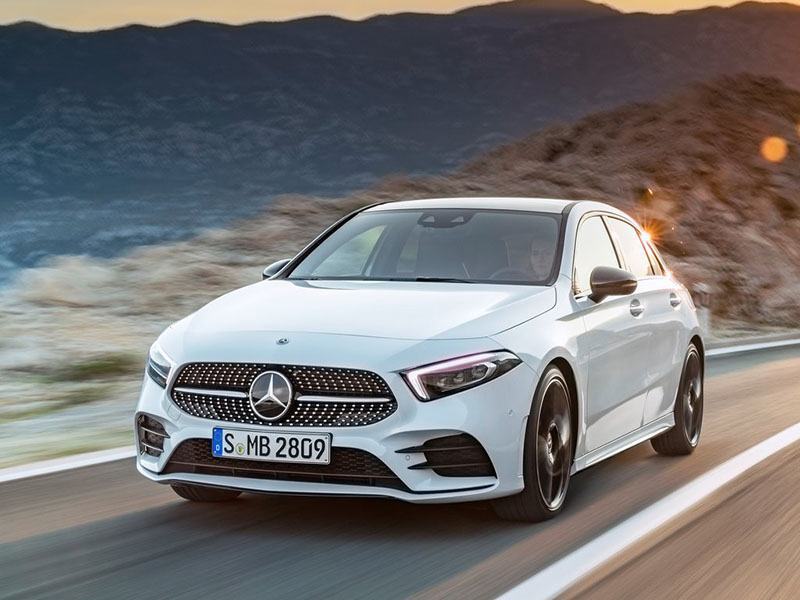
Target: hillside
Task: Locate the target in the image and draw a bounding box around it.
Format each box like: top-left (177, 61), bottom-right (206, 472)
top-left (4, 1), bottom-right (800, 278)
top-left (1, 74), bottom-right (798, 463)
top-left (379, 74), bottom-right (800, 326)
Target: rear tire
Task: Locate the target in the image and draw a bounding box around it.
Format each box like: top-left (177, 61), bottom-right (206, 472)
top-left (651, 343), bottom-right (704, 456)
top-left (171, 483), bottom-right (242, 502)
top-left (492, 365), bottom-right (573, 522)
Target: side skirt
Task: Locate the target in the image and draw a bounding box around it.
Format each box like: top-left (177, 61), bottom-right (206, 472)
top-left (571, 413), bottom-right (675, 474)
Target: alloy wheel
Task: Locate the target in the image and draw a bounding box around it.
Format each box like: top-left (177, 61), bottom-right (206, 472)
top-left (682, 348), bottom-right (703, 446)
top-left (535, 377), bottom-right (571, 510)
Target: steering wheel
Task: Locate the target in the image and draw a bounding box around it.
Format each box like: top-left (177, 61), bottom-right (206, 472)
top-left (489, 267), bottom-right (530, 281)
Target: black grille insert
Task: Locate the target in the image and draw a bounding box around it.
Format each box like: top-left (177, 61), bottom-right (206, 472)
top-left (163, 438), bottom-right (409, 492)
top-left (400, 433), bottom-right (496, 478)
top-left (171, 363), bottom-right (397, 427)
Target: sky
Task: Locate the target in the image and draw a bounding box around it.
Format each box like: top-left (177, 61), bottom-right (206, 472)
top-left (0, 0), bottom-right (794, 31)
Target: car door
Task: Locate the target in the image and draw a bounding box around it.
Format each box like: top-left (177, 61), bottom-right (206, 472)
top-left (605, 218), bottom-right (688, 425)
top-left (573, 215), bottom-right (652, 453)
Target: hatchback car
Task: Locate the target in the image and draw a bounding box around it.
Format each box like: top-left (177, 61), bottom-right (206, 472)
top-left (136, 198), bottom-right (704, 521)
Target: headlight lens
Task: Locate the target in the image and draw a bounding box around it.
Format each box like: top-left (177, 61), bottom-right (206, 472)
top-left (147, 344), bottom-right (173, 388)
top-left (402, 350), bottom-right (521, 401)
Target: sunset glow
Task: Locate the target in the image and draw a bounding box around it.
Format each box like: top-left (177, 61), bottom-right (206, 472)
top-left (761, 136), bottom-right (789, 163)
top-left (0, 0), bottom-right (796, 31)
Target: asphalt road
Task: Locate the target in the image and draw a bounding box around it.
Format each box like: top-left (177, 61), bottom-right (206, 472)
top-left (2, 346), bottom-right (799, 599)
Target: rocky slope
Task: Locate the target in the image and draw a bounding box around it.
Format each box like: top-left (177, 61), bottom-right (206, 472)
top-left (431, 74), bottom-right (800, 325)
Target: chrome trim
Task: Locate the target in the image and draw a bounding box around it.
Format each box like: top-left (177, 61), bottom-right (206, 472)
top-left (138, 425), bottom-right (169, 438)
top-left (248, 371), bottom-right (294, 422)
top-left (296, 395), bottom-right (393, 404)
top-left (629, 299), bottom-right (645, 317)
top-left (173, 387), bottom-right (248, 399)
top-left (140, 441), bottom-right (163, 454)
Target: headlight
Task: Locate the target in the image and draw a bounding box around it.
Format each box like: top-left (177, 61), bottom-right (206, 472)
top-left (147, 343), bottom-right (174, 388)
top-left (402, 350), bottom-right (521, 401)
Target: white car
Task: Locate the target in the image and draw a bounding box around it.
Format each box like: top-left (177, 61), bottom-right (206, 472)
top-left (136, 198), bottom-right (704, 521)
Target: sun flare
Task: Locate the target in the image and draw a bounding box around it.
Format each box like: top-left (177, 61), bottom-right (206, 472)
top-left (761, 136), bottom-right (789, 163)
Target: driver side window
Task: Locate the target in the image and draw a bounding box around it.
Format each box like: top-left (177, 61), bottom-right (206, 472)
top-left (573, 216), bottom-right (620, 295)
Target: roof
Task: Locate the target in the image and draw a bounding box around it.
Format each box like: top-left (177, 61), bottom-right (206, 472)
top-left (365, 197), bottom-right (577, 214)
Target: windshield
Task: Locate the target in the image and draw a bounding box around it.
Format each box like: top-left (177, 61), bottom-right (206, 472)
top-left (287, 208), bottom-right (562, 285)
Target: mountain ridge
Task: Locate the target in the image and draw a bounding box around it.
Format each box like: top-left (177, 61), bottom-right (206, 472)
top-left (6, 0), bottom-right (798, 33)
top-left (0, 0), bottom-right (622, 33)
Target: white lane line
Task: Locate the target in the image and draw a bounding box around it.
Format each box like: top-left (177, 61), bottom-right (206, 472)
top-left (707, 337), bottom-right (800, 358)
top-left (0, 337), bottom-right (797, 484)
top-left (499, 421), bottom-right (800, 600)
top-left (0, 446), bottom-right (136, 484)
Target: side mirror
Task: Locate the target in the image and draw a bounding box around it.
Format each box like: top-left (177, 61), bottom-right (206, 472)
top-left (589, 266), bottom-right (637, 302)
top-left (262, 258), bottom-right (291, 280)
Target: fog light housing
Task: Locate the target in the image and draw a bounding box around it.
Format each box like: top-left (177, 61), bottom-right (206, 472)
top-left (136, 414), bottom-right (169, 457)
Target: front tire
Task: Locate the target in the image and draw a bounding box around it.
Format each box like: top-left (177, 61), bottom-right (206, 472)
top-left (651, 343), bottom-right (704, 456)
top-left (492, 365), bottom-right (573, 522)
top-left (171, 483), bottom-right (242, 502)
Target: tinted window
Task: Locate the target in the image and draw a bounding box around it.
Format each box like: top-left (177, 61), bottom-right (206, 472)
top-left (643, 240), bottom-right (666, 276)
top-left (606, 218), bottom-right (653, 278)
top-left (310, 225), bottom-right (386, 277)
top-left (573, 216), bottom-right (620, 294)
top-left (288, 209), bottom-right (562, 285)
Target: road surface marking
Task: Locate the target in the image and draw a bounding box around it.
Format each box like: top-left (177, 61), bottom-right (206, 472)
top-left (707, 337), bottom-right (800, 357)
top-left (0, 337), bottom-right (797, 483)
top-left (0, 447), bottom-right (136, 484)
top-left (498, 421), bottom-right (800, 600)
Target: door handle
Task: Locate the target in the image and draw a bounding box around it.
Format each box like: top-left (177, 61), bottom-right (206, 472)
top-left (630, 299), bottom-right (645, 317)
top-left (669, 292), bottom-right (682, 308)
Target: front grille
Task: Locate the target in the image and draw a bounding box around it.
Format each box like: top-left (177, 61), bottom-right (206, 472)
top-left (171, 362), bottom-right (397, 427)
top-left (137, 413), bottom-right (169, 457)
top-left (400, 433), bottom-right (496, 478)
top-left (163, 439), bottom-right (408, 492)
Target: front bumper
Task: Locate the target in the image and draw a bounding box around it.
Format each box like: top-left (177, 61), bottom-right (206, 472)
top-left (135, 359), bottom-right (538, 504)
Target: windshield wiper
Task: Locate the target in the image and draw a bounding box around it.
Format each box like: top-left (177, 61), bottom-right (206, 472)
top-left (412, 277), bottom-right (474, 284)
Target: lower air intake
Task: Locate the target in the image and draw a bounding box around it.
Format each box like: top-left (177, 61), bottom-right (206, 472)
top-left (401, 433), bottom-right (496, 477)
top-left (137, 414), bottom-right (169, 457)
top-left (163, 438), bottom-right (409, 492)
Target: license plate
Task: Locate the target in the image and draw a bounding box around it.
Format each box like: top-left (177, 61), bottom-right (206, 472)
top-left (212, 427), bottom-right (331, 464)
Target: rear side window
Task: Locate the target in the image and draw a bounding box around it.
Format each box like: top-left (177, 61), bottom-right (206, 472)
top-left (605, 218), bottom-right (653, 279)
top-left (643, 240), bottom-right (666, 276)
top-left (573, 216), bottom-right (620, 294)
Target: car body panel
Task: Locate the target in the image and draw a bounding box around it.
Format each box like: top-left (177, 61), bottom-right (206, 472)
top-left (575, 290), bottom-right (652, 452)
top-left (136, 197), bottom-right (702, 504)
top-left (181, 279), bottom-right (556, 342)
top-left (136, 354), bottom-right (540, 502)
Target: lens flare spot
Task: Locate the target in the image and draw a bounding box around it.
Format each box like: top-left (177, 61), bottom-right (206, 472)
top-left (761, 136), bottom-right (788, 163)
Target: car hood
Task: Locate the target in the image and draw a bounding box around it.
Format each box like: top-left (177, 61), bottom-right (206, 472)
top-left (183, 279), bottom-right (556, 341)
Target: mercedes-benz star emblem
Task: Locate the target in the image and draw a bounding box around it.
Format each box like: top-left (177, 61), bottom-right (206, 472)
top-left (249, 371), bottom-right (293, 421)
